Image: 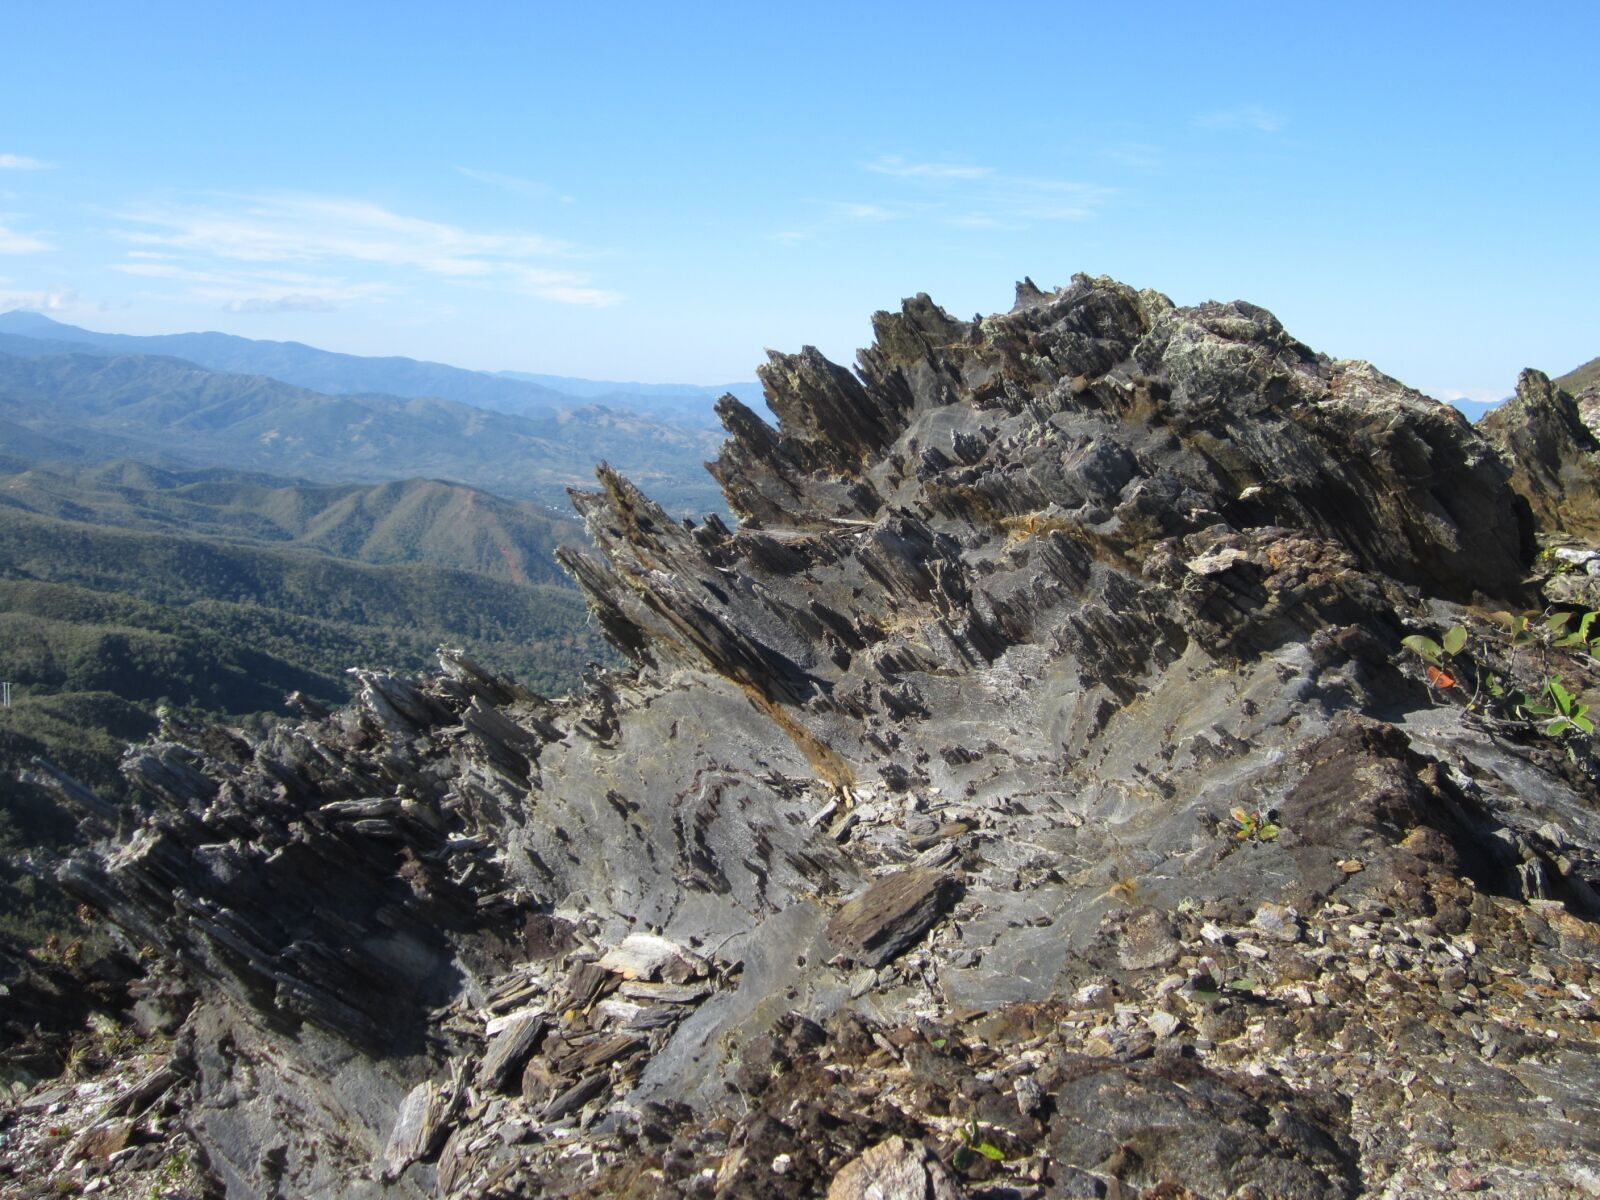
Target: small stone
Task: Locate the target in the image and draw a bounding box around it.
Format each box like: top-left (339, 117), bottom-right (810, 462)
top-left (826, 1136), bottom-right (961, 1200)
top-left (1251, 902), bottom-right (1302, 943)
top-left (1117, 908), bottom-right (1183, 971)
top-left (476, 1011), bottom-right (546, 1091)
top-left (1015, 1074), bottom-right (1043, 1115)
top-left (827, 869), bottom-right (962, 968)
top-left (1147, 1011), bottom-right (1181, 1038)
top-left (597, 933), bottom-right (701, 981)
top-left (1186, 547), bottom-right (1251, 575)
top-left (1073, 982), bottom-right (1114, 1009)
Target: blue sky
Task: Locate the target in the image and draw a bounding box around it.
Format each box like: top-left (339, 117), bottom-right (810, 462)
top-left (1, 2), bottom-right (1595, 400)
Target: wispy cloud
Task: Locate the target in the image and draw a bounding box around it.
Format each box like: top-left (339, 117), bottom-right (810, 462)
top-left (0, 218), bottom-right (52, 254)
top-left (865, 156), bottom-right (994, 180)
top-left (0, 154), bottom-right (51, 171)
top-left (776, 159), bottom-right (1113, 243)
top-left (223, 295), bottom-right (343, 314)
top-left (1193, 105), bottom-right (1286, 133)
top-left (111, 258), bottom-right (394, 313)
top-left (0, 286), bottom-right (78, 312)
top-left (457, 166), bottom-right (572, 203)
top-left (112, 193), bottom-right (621, 307)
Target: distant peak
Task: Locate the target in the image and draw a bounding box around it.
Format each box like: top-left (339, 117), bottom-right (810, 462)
top-left (0, 310), bottom-right (75, 333)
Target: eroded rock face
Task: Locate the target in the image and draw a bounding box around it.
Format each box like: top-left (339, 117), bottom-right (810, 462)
top-left (43, 276), bottom-right (1600, 1198)
top-left (1481, 367), bottom-right (1600, 539)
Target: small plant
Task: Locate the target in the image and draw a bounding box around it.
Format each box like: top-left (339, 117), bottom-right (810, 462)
top-left (149, 1149), bottom-right (194, 1200)
top-left (1523, 676), bottom-right (1596, 736)
top-left (61, 1042), bottom-right (88, 1080)
top-left (1554, 610), bottom-right (1600, 658)
top-left (1401, 624), bottom-right (1467, 691)
top-left (1230, 807), bottom-right (1281, 842)
top-left (953, 1119), bottom-right (1006, 1169)
top-left (1400, 609), bottom-right (1600, 761)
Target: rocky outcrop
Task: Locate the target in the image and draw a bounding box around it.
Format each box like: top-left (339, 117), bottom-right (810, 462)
top-left (1481, 368), bottom-right (1600, 539)
top-left (32, 276), bottom-right (1600, 1198)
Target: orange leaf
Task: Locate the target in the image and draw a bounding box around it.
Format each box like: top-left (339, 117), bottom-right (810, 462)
top-left (1426, 666), bottom-right (1456, 689)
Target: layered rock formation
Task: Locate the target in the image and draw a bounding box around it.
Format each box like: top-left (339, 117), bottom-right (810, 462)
top-left (1480, 368), bottom-right (1600, 541)
top-left (32, 276), bottom-right (1600, 1198)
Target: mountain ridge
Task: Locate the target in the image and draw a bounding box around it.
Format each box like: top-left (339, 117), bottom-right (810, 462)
top-left (0, 458), bottom-right (578, 585)
top-left (0, 347), bottom-right (727, 513)
top-left (35, 275), bottom-right (1600, 1199)
top-left (0, 311), bottom-right (758, 428)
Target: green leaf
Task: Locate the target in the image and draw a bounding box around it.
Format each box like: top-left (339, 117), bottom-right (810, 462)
top-left (1442, 625), bottom-right (1467, 656)
top-left (1549, 678), bottom-right (1575, 711)
top-left (1257, 822), bottom-right (1281, 841)
top-left (975, 1142), bottom-right (1006, 1162)
top-left (1574, 713), bottom-right (1596, 735)
top-left (1401, 635), bottom-right (1443, 663)
top-left (1548, 718), bottom-right (1573, 737)
top-left (1547, 612), bottom-right (1575, 634)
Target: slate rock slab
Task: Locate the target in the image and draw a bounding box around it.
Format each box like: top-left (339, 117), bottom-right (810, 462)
top-left (826, 868), bottom-right (961, 967)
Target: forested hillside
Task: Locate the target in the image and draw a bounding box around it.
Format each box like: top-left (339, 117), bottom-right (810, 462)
top-left (0, 460), bottom-right (574, 584)
top-left (0, 347), bottom-right (726, 513)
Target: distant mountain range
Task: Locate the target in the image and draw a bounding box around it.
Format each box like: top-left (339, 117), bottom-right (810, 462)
top-left (0, 459), bottom-right (576, 586)
top-left (0, 343), bottom-right (728, 513)
top-left (0, 311), bottom-right (762, 428)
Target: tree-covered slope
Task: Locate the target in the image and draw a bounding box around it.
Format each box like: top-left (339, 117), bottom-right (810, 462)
top-left (0, 460), bottom-right (577, 585)
top-left (0, 348), bottom-right (726, 513)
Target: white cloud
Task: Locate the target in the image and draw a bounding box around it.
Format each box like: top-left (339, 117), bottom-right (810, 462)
top-left (0, 287), bottom-right (78, 312)
top-left (865, 156), bottom-right (994, 180)
top-left (0, 218), bottom-right (51, 254)
top-left (113, 193), bottom-right (620, 307)
top-left (1193, 106), bottom-right (1286, 133)
top-left (0, 154), bottom-right (50, 171)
